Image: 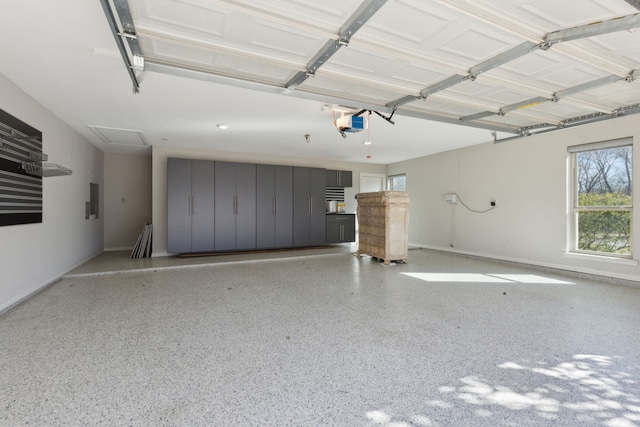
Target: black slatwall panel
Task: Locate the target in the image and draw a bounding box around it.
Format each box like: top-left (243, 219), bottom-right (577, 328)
top-left (0, 109), bottom-right (43, 226)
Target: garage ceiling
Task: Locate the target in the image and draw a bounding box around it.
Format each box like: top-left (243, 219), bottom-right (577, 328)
top-left (108, 0), bottom-right (640, 138)
top-left (1, 1), bottom-right (640, 165)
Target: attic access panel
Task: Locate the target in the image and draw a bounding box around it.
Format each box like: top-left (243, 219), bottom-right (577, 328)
top-left (103, 0), bottom-right (640, 139)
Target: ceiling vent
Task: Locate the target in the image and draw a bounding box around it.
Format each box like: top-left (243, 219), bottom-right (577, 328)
top-left (87, 125), bottom-right (148, 147)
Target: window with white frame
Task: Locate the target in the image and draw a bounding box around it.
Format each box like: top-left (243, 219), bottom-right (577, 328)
top-left (388, 174), bottom-right (406, 191)
top-left (569, 138), bottom-right (632, 257)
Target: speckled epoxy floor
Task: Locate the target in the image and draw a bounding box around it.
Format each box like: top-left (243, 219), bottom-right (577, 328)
top-left (1, 248), bottom-right (640, 426)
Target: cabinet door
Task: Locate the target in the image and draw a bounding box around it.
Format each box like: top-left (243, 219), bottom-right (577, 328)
top-left (293, 167), bottom-right (310, 247)
top-left (191, 160), bottom-right (215, 252)
top-left (326, 215), bottom-right (355, 243)
top-left (326, 169), bottom-right (339, 186)
top-left (167, 158), bottom-right (192, 254)
top-left (256, 164), bottom-right (275, 249)
top-left (338, 170), bottom-right (352, 187)
top-left (326, 219), bottom-right (341, 243)
top-left (274, 165), bottom-right (293, 247)
top-left (342, 219), bottom-right (356, 242)
top-left (235, 162), bottom-right (256, 250)
top-left (214, 161), bottom-right (237, 251)
top-left (257, 164), bottom-right (293, 249)
top-left (326, 169), bottom-right (352, 187)
top-left (309, 167), bottom-right (327, 246)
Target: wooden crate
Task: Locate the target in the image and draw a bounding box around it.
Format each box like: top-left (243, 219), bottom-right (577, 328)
top-left (356, 191), bottom-right (409, 264)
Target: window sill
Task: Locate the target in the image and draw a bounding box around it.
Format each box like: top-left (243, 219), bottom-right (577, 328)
top-left (564, 252), bottom-right (638, 266)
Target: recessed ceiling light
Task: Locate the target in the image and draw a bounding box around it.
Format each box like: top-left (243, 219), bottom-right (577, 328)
top-left (363, 141), bottom-right (371, 145)
top-left (217, 124), bottom-right (228, 129)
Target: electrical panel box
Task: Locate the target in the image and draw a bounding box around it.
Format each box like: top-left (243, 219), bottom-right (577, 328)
top-left (444, 193), bottom-right (457, 204)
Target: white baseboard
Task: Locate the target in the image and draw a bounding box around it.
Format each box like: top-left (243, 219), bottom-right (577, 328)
top-left (104, 247), bottom-right (134, 252)
top-left (410, 243), bottom-right (640, 284)
top-left (0, 249), bottom-right (104, 314)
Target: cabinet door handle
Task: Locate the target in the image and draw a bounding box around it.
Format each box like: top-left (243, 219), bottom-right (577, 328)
top-left (340, 224), bottom-right (344, 240)
top-left (273, 197), bottom-right (277, 215)
top-left (234, 196), bottom-right (238, 215)
top-left (190, 195), bottom-right (194, 215)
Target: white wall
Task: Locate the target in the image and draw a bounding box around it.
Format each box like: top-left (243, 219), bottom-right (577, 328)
top-left (0, 74), bottom-right (104, 312)
top-left (104, 153), bottom-right (152, 250)
top-left (152, 145), bottom-right (387, 255)
top-left (388, 114), bottom-right (640, 282)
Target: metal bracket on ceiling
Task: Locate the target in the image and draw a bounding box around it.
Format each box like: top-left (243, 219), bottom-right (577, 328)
top-left (544, 13), bottom-right (640, 45)
top-left (614, 102), bottom-right (640, 115)
top-left (99, 0), bottom-right (143, 93)
top-left (285, 0), bottom-right (388, 90)
top-left (117, 31), bottom-right (137, 40)
top-left (499, 96), bottom-right (550, 116)
top-left (111, 0), bottom-right (143, 57)
top-left (469, 41), bottom-right (540, 78)
top-left (538, 41), bottom-right (553, 51)
top-left (553, 74), bottom-right (623, 101)
top-left (387, 74), bottom-right (466, 108)
top-left (625, 69), bottom-right (640, 82)
top-left (386, 95), bottom-right (420, 109)
top-left (389, 42), bottom-right (542, 109)
top-left (337, 33), bottom-right (352, 47)
top-left (494, 102), bottom-right (640, 143)
top-left (383, 11), bottom-right (640, 116)
top-left (460, 111), bottom-right (499, 122)
top-left (463, 71), bottom-right (629, 125)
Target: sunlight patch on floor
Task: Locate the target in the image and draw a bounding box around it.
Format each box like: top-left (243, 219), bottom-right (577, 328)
top-left (402, 272), bottom-right (574, 284)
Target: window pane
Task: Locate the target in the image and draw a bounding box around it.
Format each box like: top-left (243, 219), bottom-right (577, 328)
top-left (577, 210), bottom-right (631, 255)
top-left (577, 146), bottom-right (632, 207)
top-left (389, 174), bottom-right (406, 191)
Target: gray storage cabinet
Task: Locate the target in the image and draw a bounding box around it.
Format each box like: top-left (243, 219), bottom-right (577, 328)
top-left (326, 214), bottom-right (356, 243)
top-left (167, 158), bottom-right (215, 253)
top-left (214, 161), bottom-right (257, 251)
top-left (325, 169), bottom-right (352, 187)
top-left (168, 159), bottom-right (328, 254)
top-left (256, 164), bottom-right (293, 249)
top-left (293, 167), bottom-right (326, 247)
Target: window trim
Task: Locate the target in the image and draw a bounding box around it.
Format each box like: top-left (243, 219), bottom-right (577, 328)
top-left (388, 173), bottom-right (406, 191)
top-left (568, 138), bottom-right (633, 259)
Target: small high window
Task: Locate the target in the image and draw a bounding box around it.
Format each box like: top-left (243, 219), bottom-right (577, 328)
top-left (388, 174), bottom-right (406, 191)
